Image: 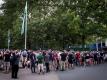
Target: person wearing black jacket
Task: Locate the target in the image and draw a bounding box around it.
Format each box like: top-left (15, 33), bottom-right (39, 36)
top-left (60, 51), bottom-right (67, 71)
top-left (29, 51), bottom-right (36, 73)
top-left (68, 52), bottom-right (74, 69)
top-left (10, 52), bottom-right (20, 79)
top-left (4, 51), bottom-right (11, 73)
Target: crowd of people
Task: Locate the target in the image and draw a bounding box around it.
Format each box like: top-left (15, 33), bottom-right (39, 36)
top-left (0, 49), bottom-right (107, 79)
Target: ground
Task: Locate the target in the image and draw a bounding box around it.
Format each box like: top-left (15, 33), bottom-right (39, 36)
top-left (0, 63), bottom-right (107, 80)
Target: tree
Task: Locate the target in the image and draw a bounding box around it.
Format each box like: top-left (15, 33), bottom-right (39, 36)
top-left (0, 0), bottom-right (107, 49)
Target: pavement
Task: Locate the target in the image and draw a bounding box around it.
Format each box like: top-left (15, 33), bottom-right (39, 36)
top-left (0, 63), bottom-right (107, 80)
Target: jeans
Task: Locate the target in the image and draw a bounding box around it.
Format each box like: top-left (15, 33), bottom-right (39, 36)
top-left (45, 63), bottom-right (50, 72)
top-left (11, 65), bottom-right (19, 78)
top-left (31, 62), bottom-right (35, 73)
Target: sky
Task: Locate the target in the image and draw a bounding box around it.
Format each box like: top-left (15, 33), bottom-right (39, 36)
top-left (0, 0), bottom-right (4, 6)
top-left (0, 0), bottom-right (4, 14)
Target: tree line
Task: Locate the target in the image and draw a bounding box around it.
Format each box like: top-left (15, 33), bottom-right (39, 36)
top-left (0, 0), bottom-right (107, 50)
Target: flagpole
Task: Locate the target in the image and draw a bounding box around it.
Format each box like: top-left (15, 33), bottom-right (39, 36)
top-left (25, 1), bottom-right (27, 50)
top-left (96, 38), bottom-right (98, 51)
top-left (8, 41), bottom-right (10, 50)
top-left (8, 30), bottom-right (10, 50)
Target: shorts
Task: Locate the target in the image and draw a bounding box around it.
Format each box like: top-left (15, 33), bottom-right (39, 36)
top-left (86, 59), bottom-right (90, 62)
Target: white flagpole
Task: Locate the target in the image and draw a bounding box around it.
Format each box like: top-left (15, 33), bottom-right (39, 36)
top-left (100, 37), bottom-right (103, 50)
top-left (25, 1), bottom-right (28, 50)
top-left (8, 30), bottom-right (10, 50)
top-left (96, 38), bottom-right (98, 51)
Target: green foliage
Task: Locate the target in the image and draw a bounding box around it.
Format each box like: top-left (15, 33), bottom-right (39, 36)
top-left (0, 0), bottom-right (107, 49)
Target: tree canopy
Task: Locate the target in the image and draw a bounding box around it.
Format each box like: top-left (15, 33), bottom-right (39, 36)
top-left (0, 0), bottom-right (107, 49)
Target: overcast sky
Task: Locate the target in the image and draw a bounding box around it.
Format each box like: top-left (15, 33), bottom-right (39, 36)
top-left (0, 0), bottom-right (4, 6)
top-left (0, 0), bottom-right (4, 14)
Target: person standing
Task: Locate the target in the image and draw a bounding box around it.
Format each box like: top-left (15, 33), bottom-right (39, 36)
top-left (44, 53), bottom-right (50, 73)
top-left (37, 52), bottom-right (44, 74)
top-left (4, 51), bottom-right (11, 73)
top-left (60, 51), bottom-right (67, 71)
top-left (68, 52), bottom-right (74, 69)
top-left (29, 51), bottom-right (36, 73)
top-left (21, 50), bottom-right (28, 68)
top-left (75, 51), bottom-right (81, 66)
top-left (100, 51), bottom-right (104, 63)
top-left (93, 51), bottom-right (98, 65)
top-left (10, 51), bottom-right (20, 79)
top-left (53, 52), bottom-right (59, 71)
top-left (0, 51), bottom-right (3, 69)
top-left (48, 51), bottom-right (54, 71)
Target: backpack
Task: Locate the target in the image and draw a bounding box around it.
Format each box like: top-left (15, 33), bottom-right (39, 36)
top-left (22, 51), bottom-right (27, 57)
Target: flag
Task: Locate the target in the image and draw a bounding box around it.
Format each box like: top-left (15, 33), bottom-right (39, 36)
top-left (21, 14), bottom-right (25, 35)
top-left (24, 1), bottom-right (28, 49)
top-left (21, 1), bottom-right (27, 35)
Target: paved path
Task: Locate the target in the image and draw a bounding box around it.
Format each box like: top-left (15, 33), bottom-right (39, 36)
top-left (0, 63), bottom-right (107, 80)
